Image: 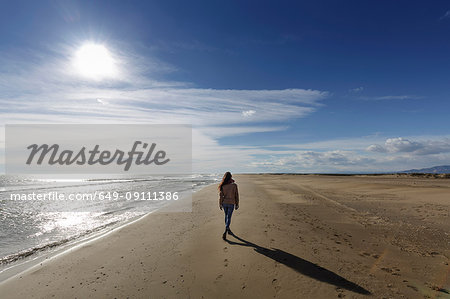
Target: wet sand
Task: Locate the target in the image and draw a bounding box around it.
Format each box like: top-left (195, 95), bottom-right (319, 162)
top-left (0, 174), bottom-right (449, 298)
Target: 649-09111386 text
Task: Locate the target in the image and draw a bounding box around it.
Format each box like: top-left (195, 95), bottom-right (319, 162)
top-left (9, 191), bottom-right (179, 201)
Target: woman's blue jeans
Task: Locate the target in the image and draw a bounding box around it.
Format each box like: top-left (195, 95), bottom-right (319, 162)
top-left (222, 204), bottom-right (234, 229)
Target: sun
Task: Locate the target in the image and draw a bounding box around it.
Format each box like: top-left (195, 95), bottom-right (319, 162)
top-left (73, 43), bottom-right (116, 80)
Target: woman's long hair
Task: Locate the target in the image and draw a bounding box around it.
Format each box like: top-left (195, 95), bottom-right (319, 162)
top-left (218, 172), bottom-right (232, 191)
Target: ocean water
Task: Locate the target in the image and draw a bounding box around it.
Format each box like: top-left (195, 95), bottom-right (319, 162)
top-left (0, 174), bottom-right (218, 270)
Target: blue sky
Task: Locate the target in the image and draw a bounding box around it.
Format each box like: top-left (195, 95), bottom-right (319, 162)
top-left (1, 0), bottom-right (450, 173)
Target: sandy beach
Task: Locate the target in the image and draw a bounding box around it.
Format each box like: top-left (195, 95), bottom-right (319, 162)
top-left (0, 174), bottom-right (449, 298)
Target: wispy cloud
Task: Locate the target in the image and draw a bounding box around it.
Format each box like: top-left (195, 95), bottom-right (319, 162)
top-left (251, 150), bottom-right (375, 172)
top-left (439, 10), bottom-right (450, 20)
top-left (0, 44), bottom-right (329, 173)
top-left (0, 44), bottom-right (328, 127)
top-left (201, 125), bottom-right (287, 138)
top-left (359, 95), bottom-right (420, 101)
top-left (346, 87), bottom-right (420, 101)
top-left (349, 86), bottom-right (364, 93)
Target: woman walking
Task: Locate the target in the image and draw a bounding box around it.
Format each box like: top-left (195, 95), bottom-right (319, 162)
top-left (218, 172), bottom-right (239, 240)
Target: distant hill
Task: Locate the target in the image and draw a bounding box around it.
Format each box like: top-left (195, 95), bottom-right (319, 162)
top-left (401, 165), bottom-right (450, 174)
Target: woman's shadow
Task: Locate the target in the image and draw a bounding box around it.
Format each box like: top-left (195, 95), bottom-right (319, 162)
top-left (225, 232), bottom-right (371, 295)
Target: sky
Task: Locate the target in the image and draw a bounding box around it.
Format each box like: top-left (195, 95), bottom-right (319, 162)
top-left (1, 0), bottom-right (450, 173)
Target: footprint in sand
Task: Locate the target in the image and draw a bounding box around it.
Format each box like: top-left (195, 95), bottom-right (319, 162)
top-left (335, 287), bottom-right (346, 297)
top-left (407, 284), bottom-right (420, 292)
top-left (272, 278), bottom-right (281, 292)
top-left (214, 274), bottom-right (223, 282)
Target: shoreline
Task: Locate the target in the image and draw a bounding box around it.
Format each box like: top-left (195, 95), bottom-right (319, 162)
top-left (0, 180), bottom-right (215, 284)
top-left (0, 208), bottom-right (156, 284)
top-left (0, 174), bottom-right (448, 298)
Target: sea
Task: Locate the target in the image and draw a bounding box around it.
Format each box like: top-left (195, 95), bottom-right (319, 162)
top-left (0, 173), bottom-right (219, 278)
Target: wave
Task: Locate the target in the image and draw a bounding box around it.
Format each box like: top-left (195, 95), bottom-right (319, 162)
top-left (0, 178), bottom-right (159, 193)
top-left (0, 220), bottom-right (121, 265)
top-left (0, 174), bottom-right (214, 193)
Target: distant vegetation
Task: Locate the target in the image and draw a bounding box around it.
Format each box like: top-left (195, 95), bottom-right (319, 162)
top-left (395, 173), bottom-right (450, 179)
top-left (254, 165), bottom-right (450, 178)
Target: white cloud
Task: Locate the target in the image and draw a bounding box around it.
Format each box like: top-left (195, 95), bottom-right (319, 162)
top-left (366, 144), bottom-right (387, 153)
top-left (263, 135), bottom-right (387, 151)
top-left (242, 110), bottom-right (256, 117)
top-left (360, 95), bottom-right (420, 101)
top-left (367, 137), bottom-right (422, 153)
top-left (367, 137), bottom-right (450, 155)
top-left (0, 87), bottom-right (324, 127)
top-left (244, 135), bottom-right (450, 173)
top-left (349, 86), bottom-right (364, 93)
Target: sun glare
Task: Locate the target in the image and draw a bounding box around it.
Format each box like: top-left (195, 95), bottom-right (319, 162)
top-left (73, 43), bottom-right (116, 80)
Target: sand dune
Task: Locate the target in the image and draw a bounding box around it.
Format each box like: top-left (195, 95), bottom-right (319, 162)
top-left (0, 174), bottom-right (449, 298)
